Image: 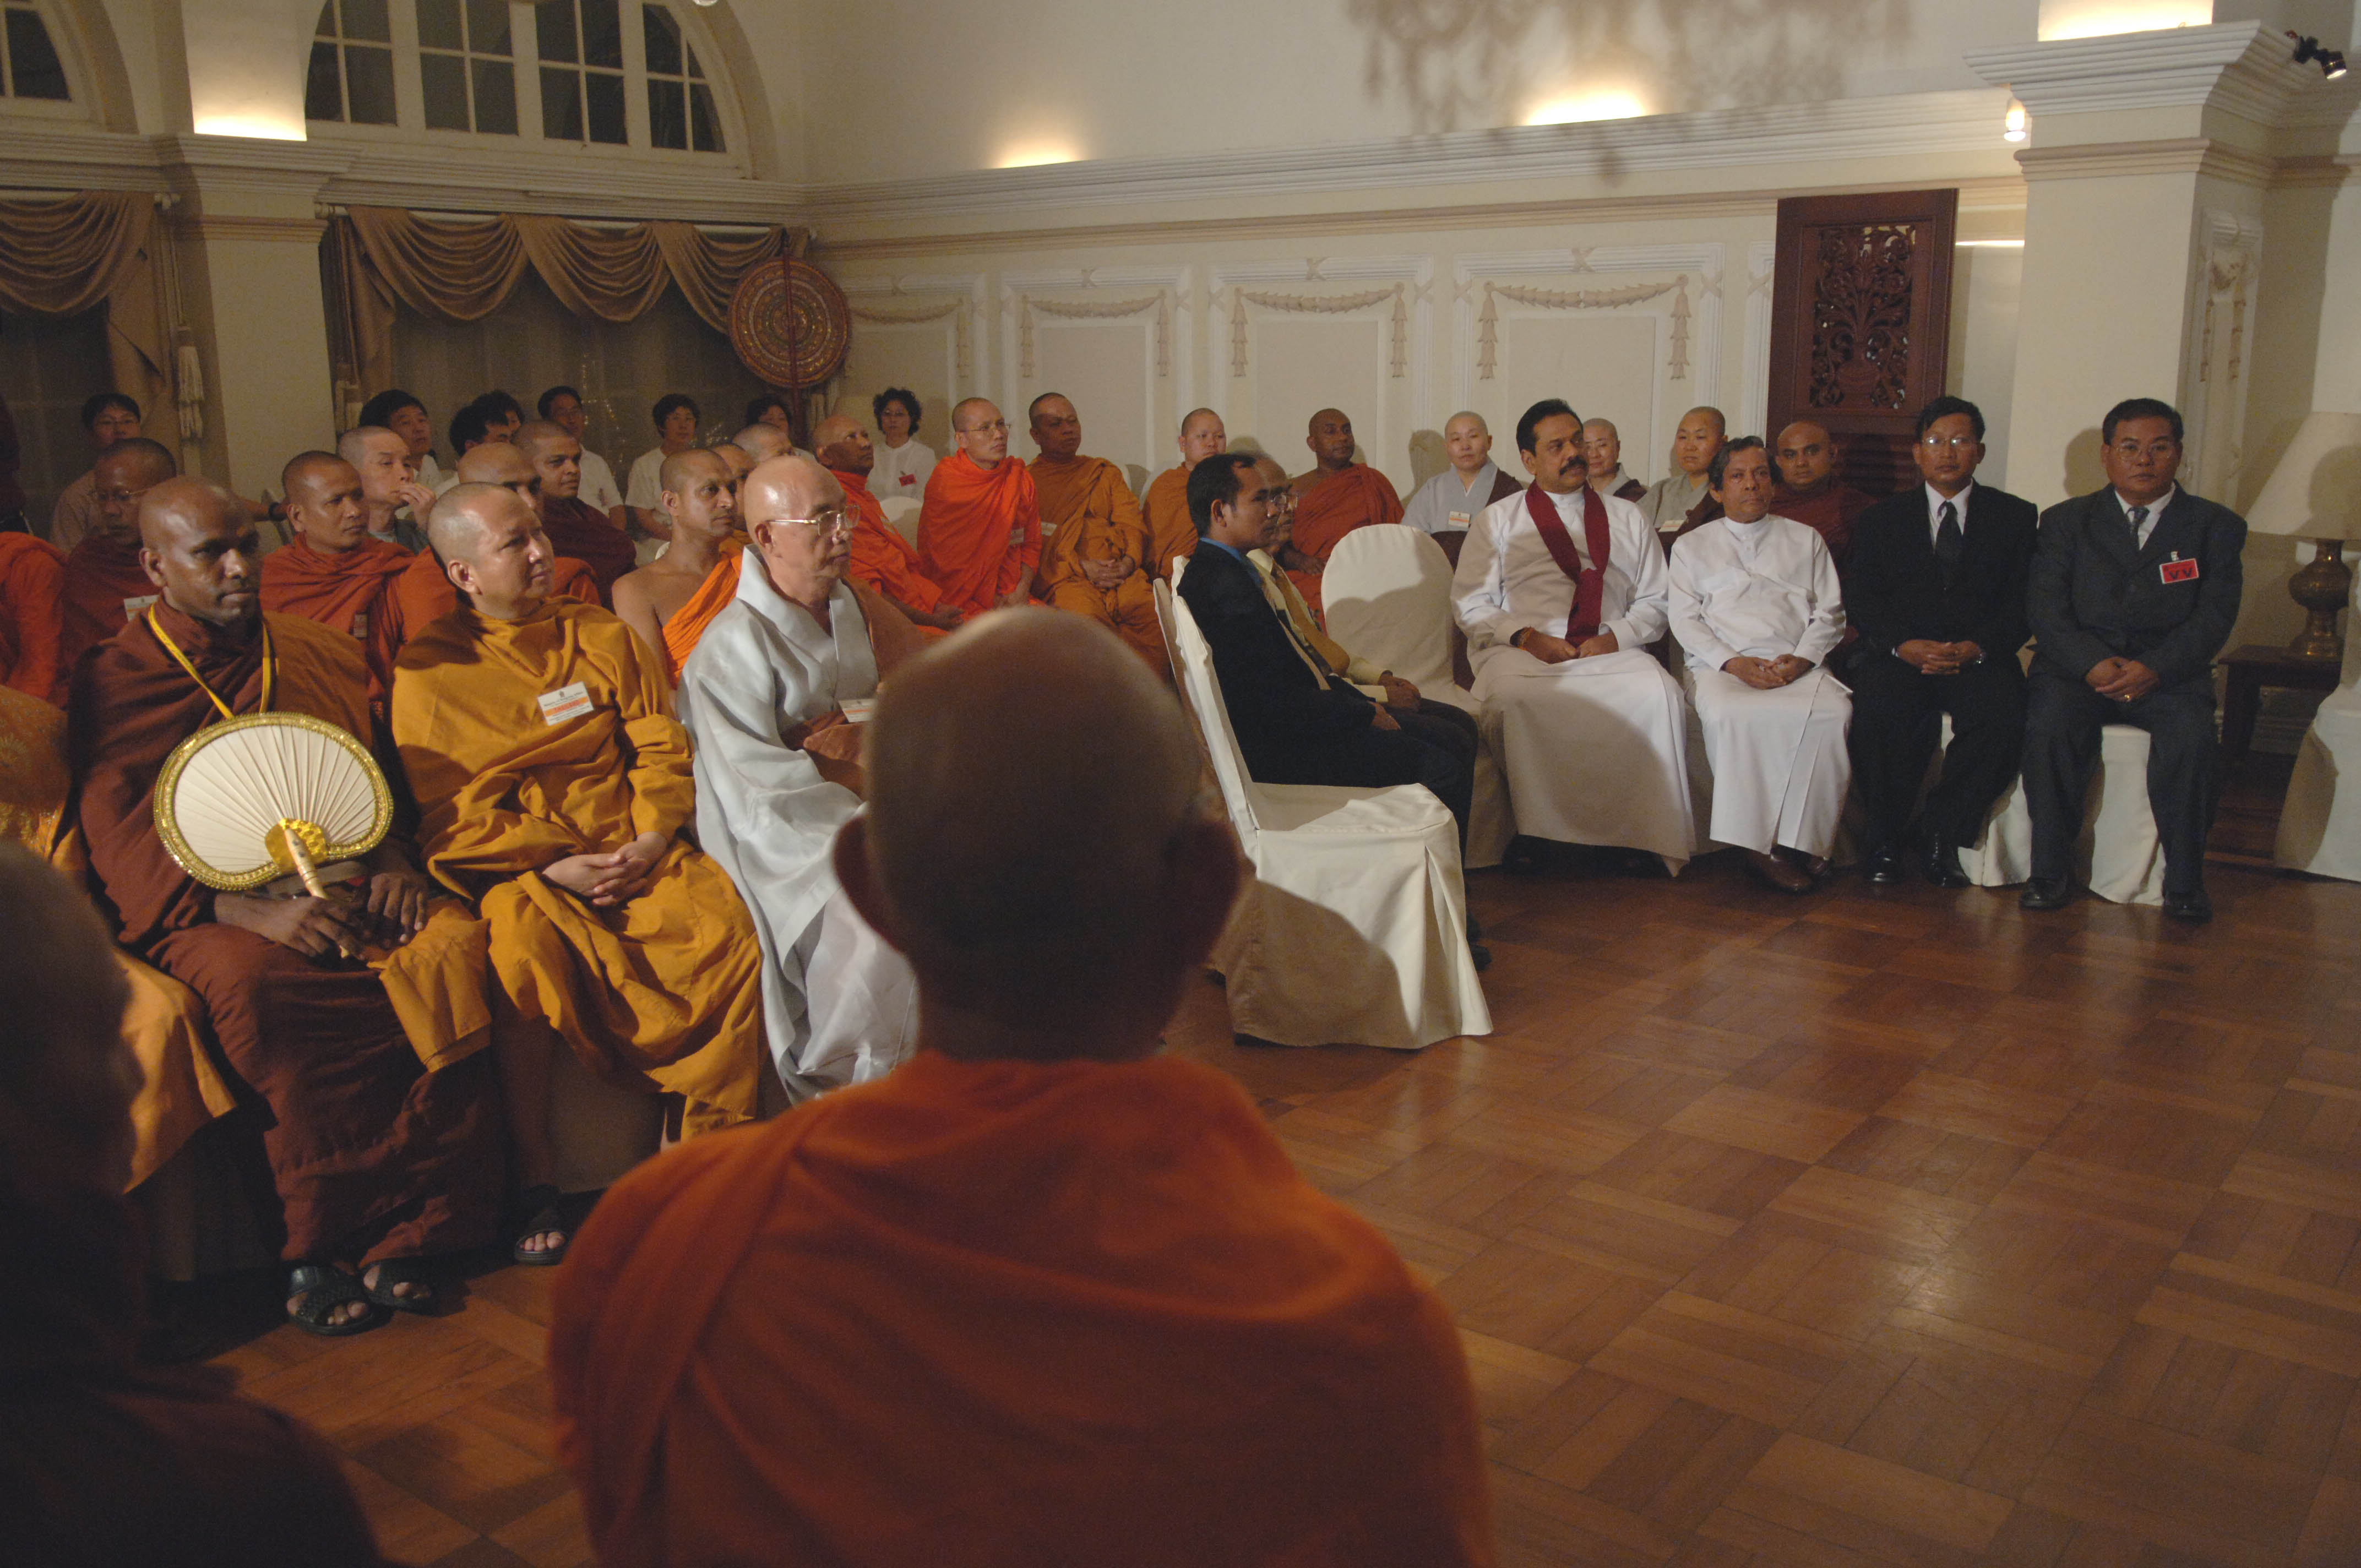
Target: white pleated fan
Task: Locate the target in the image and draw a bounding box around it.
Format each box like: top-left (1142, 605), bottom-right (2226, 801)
top-left (153, 712), bottom-right (393, 895)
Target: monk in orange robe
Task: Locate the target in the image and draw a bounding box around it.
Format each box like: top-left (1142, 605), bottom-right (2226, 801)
top-left (258, 452), bottom-right (413, 709)
top-left (1026, 392), bottom-right (1165, 675)
top-left (60, 437), bottom-right (177, 676)
top-left (813, 413), bottom-right (961, 639)
top-left (519, 420), bottom-right (637, 603)
top-left (0, 529), bottom-right (66, 703)
top-left (73, 479), bottom-right (502, 1333)
top-left (550, 612), bottom-right (1493, 1567)
top-left (1284, 407), bottom-right (1403, 619)
top-left (379, 444), bottom-right (598, 656)
top-left (394, 483), bottom-right (766, 1263)
top-left (1144, 406), bottom-right (1226, 580)
top-left (918, 398), bottom-right (1040, 617)
top-left (611, 448), bottom-right (746, 683)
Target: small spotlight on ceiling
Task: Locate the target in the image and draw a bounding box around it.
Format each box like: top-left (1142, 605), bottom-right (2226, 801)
top-left (2289, 32), bottom-right (2349, 80)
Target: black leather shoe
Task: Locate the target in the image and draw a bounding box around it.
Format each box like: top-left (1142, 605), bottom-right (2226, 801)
top-left (1921, 836), bottom-right (1972, 889)
top-left (2162, 888), bottom-right (2212, 924)
top-left (1864, 845), bottom-right (1908, 886)
top-left (2019, 877), bottom-right (2076, 911)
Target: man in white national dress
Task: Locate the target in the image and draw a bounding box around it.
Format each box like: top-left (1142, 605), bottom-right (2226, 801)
top-left (1452, 399), bottom-right (1698, 871)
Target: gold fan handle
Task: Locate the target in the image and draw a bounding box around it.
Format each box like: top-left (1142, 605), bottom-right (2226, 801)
top-left (281, 830), bottom-right (330, 900)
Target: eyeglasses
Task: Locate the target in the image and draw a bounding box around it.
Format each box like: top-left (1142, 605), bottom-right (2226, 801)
top-left (1918, 436), bottom-right (1979, 451)
top-left (2109, 439), bottom-right (2179, 459)
top-left (95, 484), bottom-right (156, 507)
top-left (959, 420), bottom-right (1010, 435)
top-left (776, 509), bottom-right (854, 540)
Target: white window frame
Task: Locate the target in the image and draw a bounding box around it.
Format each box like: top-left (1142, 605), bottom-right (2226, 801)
top-left (0, 0), bottom-right (91, 122)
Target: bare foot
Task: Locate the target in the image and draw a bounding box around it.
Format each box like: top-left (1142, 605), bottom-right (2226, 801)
top-left (361, 1262), bottom-right (434, 1307)
top-left (515, 1228), bottom-right (568, 1259)
top-left (287, 1268), bottom-right (371, 1329)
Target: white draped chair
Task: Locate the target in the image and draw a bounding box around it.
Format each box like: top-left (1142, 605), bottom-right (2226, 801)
top-left (1320, 524), bottom-right (1517, 869)
top-left (2275, 574), bottom-right (2361, 882)
top-left (878, 495), bottom-right (921, 545)
top-left (1960, 721), bottom-right (2167, 905)
top-left (1156, 569), bottom-right (1489, 1051)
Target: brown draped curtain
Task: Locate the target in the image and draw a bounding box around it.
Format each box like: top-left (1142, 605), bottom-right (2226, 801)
top-left (0, 192), bottom-right (175, 434)
top-left (324, 207), bottom-right (806, 422)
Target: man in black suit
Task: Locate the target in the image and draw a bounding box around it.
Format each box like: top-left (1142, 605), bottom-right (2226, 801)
top-left (1176, 450), bottom-right (1475, 841)
top-left (1845, 396), bottom-right (2039, 887)
top-left (2021, 398), bottom-right (2245, 922)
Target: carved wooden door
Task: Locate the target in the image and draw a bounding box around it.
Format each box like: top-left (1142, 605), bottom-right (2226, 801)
top-left (1766, 190), bottom-right (1957, 497)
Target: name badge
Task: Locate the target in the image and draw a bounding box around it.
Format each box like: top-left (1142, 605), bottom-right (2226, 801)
top-left (1010, 526), bottom-right (1029, 548)
top-left (536, 682), bottom-right (593, 725)
top-left (121, 594), bottom-right (157, 622)
top-left (840, 697), bottom-right (876, 724)
top-left (897, 473), bottom-right (917, 487)
top-left (2160, 556), bottom-right (2199, 584)
top-left (1448, 511), bottom-right (1471, 527)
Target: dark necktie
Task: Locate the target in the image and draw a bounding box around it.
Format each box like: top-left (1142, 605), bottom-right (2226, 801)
top-left (2128, 505), bottom-right (2149, 546)
top-left (1934, 500), bottom-right (1962, 575)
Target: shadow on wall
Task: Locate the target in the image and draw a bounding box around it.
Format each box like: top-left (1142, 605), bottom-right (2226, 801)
top-left (1343, 0), bottom-right (1917, 135)
top-left (2061, 426), bottom-right (2105, 499)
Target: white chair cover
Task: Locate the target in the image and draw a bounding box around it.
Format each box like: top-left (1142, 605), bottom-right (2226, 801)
top-left (879, 495), bottom-right (921, 545)
top-left (1963, 718), bottom-right (2166, 905)
top-left (1320, 524), bottom-right (1517, 869)
top-left (2275, 571), bottom-right (2361, 881)
top-left (1158, 569), bottom-right (1490, 1050)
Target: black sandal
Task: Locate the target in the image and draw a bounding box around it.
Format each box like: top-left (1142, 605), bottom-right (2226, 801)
top-left (512, 1184), bottom-right (571, 1267)
top-left (287, 1264), bottom-right (385, 1338)
top-left (363, 1257), bottom-right (440, 1314)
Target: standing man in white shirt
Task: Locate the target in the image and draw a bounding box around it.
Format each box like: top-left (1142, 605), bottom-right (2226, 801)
top-left (1452, 399), bottom-right (1698, 872)
top-left (869, 388), bottom-right (936, 503)
top-left (1403, 412), bottom-right (1522, 560)
top-left (1668, 438), bottom-right (1849, 894)
top-left (540, 385), bottom-right (628, 531)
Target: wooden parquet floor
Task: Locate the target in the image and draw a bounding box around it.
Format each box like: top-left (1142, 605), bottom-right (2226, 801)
top-left (210, 843), bottom-right (2361, 1567)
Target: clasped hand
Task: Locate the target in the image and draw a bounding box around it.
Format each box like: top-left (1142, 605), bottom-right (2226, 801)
top-left (2085, 656), bottom-right (2159, 703)
top-left (217, 868), bottom-right (435, 960)
top-left (1520, 629), bottom-right (1619, 665)
top-left (544, 831), bottom-right (667, 907)
top-left (1723, 654), bottom-right (1814, 690)
top-left (1896, 639), bottom-right (1984, 676)
top-left (1079, 555), bottom-right (1136, 592)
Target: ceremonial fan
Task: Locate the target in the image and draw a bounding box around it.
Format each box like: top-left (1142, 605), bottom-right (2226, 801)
top-left (151, 712), bottom-right (394, 896)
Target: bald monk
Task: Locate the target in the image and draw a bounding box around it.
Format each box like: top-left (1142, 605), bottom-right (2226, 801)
top-left (1769, 419), bottom-right (1873, 566)
top-left (734, 423), bottom-right (795, 465)
top-left (60, 438), bottom-right (176, 675)
top-left (814, 413), bottom-right (962, 636)
top-left (0, 848), bottom-right (393, 1566)
top-left (710, 440), bottom-right (754, 490)
top-left (393, 483), bottom-right (766, 1262)
top-left (519, 420), bottom-right (637, 601)
top-left (1641, 406), bottom-right (1725, 541)
top-left (0, 529), bottom-right (66, 703)
top-left (259, 453), bottom-right (412, 709)
top-left (1401, 411), bottom-right (1521, 567)
top-left (610, 448), bottom-right (744, 684)
top-left (1285, 407), bottom-right (1403, 617)
top-left (1583, 418), bottom-right (1649, 504)
top-left (917, 397), bottom-right (1040, 616)
top-left (341, 424), bottom-right (435, 553)
top-left (1027, 392), bottom-right (1165, 674)
top-left (551, 611), bottom-right (1493, 1567)
top-left (678, 455), bottom-right (923, 1101)
top-left (380, 441), bottom-right (599, 655)
top-left (73, 478), bottom-right (501, 1332)
top-left (1144, 406), bottom-right (1226, 579)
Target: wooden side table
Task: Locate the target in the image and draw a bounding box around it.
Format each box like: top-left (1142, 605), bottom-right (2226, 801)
top-left (2219, 644), bottom-right (2343, 760)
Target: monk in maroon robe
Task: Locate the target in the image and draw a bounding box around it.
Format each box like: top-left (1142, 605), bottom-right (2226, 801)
top-left (70, 478), bottom-right (501, 1334)
top-left (519, 420), bottom-right (638, 601)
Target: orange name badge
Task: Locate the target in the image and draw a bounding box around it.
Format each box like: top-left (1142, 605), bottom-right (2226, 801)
top-left (536, 682), bottom-right (592, 725)
top-left (2160, 556), bottom-right (2200, 584)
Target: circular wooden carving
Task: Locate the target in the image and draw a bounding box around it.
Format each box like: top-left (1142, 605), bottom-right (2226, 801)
top-left (730, 258), bottom-right (851, 390)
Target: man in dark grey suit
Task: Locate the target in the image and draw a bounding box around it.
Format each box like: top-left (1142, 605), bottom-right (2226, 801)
top-left (1845, 396), bottom-right (2039, 887)
top-left (2021, 398), bottom-right (2245, 922)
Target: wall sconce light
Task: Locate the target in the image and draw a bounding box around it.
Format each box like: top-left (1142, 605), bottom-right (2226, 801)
top-left (2003, 99), bottom-right (2029, 142)
top-left (2289, 32), bottom-right (2349, 79)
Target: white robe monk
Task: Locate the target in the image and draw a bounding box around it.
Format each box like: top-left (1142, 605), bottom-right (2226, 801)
top-left (678, 457), bottom-right (921, 1103)
top-left (1669, 511), bottom-right (1850, 863)
top-left (1454, 406), bottom-right (1697, 865)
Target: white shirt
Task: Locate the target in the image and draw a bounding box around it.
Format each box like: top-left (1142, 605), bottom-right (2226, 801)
top-left (416, 454), bottom-right (445, 490)
top-left (1402, 463), bottom-right (1503, 536)
top-left (579, 449), bottom-right (624, 515)
top-left (873, 438), bottom-right (937, 501)
top-left (1453, 485), bottom-right (1668, 661)
top-left (2114, 485), bottom-right (2175, 548)
top-left (1668, 515), bottom-right (1846, 672)
top-left (625, 448), bottom-right (671, 511)
top-left (1924, 480), bottom-right (1973, 547)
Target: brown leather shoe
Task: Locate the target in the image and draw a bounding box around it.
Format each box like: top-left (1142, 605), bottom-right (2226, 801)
top-left (1744, 849), bottom-right (1815, 895)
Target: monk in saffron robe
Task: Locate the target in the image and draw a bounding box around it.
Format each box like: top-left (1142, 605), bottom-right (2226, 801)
top-left (917, 397), bottom-right (1040, 616)
top-left (0, 529), bottom-right (66, 703)
top-left (378, 442), bottom-right (598, 656)
top-left (0, 848), bottom-right (391, 1565)
top-left (393, 483), bottom-right (766, 1262)
top-left (518, 420), bottom-right (637, 602)
top-left (611, 448), bottom-right (746, 684)
top-left (1285, 407), bottom-right (1403, 618)
top-left (73, 478), bottom-right (502, 1333)
top-left (551, 612), bottom-right (1493, 1568)
top-left (61, 438), bottom-right (177, 676)
top-left (1027, 392), bottom-right (1165, 676)
top-left (1144, 406), bottom-right (1226, 579)
top-left (258, 452), bottom-right (412, 710)
top-left (814, 413), bottom-right (961, 638)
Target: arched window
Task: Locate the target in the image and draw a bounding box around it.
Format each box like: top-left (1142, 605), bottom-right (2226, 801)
top-left (307, 0), bottom-right (397, 126)
top-left (416, 0), bottom-right (516, 134)
top-left (1, 0), bottom-right (70, 102)
top-left (641, 4), bottom-right (721, 153)
top-left (536, 0), bottom-right (625, 145)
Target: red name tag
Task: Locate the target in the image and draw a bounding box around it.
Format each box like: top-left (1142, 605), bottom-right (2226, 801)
top-left (2161, 558), bottom-right (2200, 584)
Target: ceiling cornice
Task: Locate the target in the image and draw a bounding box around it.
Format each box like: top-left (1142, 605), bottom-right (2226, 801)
top-left (1964, 20), bottom-right (2326, 123)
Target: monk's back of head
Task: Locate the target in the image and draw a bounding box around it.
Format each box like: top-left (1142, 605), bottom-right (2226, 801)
top-left (855, 610), bottom-right (1237, 1052)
